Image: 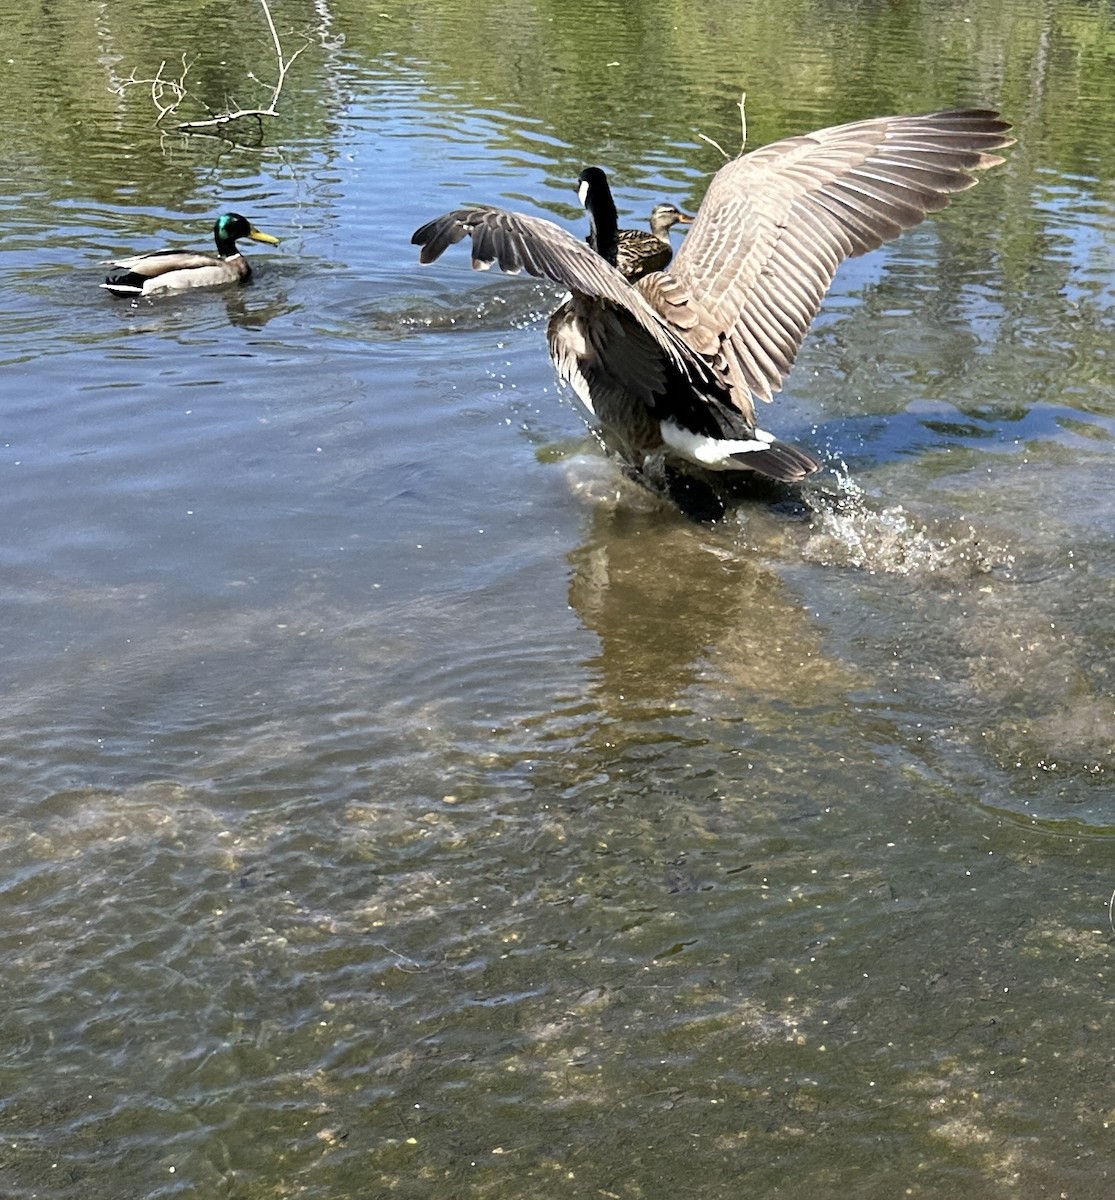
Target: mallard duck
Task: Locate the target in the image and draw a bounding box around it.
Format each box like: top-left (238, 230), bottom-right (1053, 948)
top-left (101, 213), bottom-right (280, 296)
top-left (412, 109), bottom-right (1013, 513)
top-left (615, 202), bottom-right (694, 281)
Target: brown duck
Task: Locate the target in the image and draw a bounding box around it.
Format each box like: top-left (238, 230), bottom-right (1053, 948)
top-left (615, 202), bottom-right (694, 280)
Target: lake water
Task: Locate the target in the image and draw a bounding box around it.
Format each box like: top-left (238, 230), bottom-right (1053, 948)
top-left (1, 0), bottom-right (1114, 1197)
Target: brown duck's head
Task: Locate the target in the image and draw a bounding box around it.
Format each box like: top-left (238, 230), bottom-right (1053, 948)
top-left (647, 203), bottom-right (695, 235)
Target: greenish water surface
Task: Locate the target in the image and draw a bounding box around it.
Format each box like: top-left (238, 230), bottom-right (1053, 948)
top-left (0, 1), bottom-right (1113, 1197)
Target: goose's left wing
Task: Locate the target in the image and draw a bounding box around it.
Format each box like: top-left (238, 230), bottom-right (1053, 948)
top-left (667, 108), bottom-right (1014, 417)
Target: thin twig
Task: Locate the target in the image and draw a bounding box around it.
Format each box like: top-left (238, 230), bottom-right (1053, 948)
top-left (111, 53), bottom-right (192, 126)
top-left (697, 91), bottom-right (749, 163)
top-left (697, 132), bottom-right (732, 161)
top-left (260, 0), bottom-right (285, 71)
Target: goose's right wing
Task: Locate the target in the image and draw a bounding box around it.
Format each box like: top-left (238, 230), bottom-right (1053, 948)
top-left (412, 205), bottom-right (725, 395)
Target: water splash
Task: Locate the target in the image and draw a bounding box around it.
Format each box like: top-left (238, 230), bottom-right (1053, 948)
top-left (800, 463), bottom-right (1012, 577)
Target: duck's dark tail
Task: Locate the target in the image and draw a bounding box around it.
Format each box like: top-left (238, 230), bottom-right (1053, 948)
top-left (101, 267), bottom-right (146, 296)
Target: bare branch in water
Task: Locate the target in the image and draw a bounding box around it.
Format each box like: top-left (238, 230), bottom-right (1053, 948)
top-left (110, 0), bottom-right (310, 141)
top-left (177, 4), bottom-right (310, 132)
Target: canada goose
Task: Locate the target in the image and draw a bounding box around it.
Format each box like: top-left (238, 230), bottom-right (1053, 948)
top-left (615, 202), bottom-right (694, 280)
top-left (102, 213), bottom-right (280, 296)
top-left (412, 109), bottom-right (1013, 514)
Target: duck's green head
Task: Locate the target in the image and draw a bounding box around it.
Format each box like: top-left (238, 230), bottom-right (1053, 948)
top-left (213, 212), bottom-right (281, 255)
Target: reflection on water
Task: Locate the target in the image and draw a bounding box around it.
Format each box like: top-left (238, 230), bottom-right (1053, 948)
top-left (1, 0), bottom-right (1115, 1197)
top-left (569, 501), bottom-right (851, 711)
top-left (100, 280), bottom-right (300, 332)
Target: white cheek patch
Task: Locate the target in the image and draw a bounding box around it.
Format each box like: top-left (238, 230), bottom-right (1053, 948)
top-left (660, 420), bottom-right (775, 467)
top-left (578, 181), bottom-right (590, 207)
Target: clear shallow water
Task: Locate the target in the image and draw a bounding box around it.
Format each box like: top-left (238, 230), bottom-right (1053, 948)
top-left (1, 1), bottom-right (1114, 1197)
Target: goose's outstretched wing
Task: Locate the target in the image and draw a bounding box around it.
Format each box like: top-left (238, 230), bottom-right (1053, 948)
top-left (667, 108), bottom-right (1014, 419)
top-left (412, 205), bottom-right (726, 399)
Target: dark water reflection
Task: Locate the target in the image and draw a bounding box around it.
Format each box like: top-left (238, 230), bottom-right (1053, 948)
top-left (1, 0), bottom-right (1114, 1197)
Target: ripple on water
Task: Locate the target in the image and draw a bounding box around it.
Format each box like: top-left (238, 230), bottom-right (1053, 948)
top-left (361, 276), bottom-right (560, 337)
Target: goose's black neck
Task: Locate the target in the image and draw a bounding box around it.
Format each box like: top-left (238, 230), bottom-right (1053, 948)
top-left (578, 167), bottom-right (619, 266)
